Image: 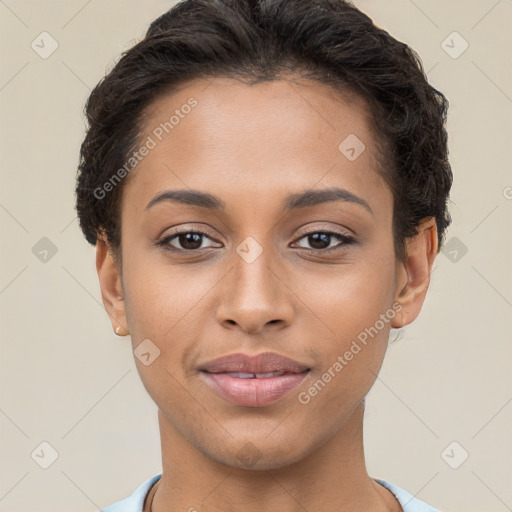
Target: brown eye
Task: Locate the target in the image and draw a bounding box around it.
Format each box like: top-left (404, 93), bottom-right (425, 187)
top-left (293, 231), bottom-right (355, 253)
top-left (157, 230), bottom-right (220, 252)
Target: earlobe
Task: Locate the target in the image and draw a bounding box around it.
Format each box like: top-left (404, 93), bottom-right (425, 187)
top-left (96, 236), bottom-right (130, 336)
top-left (391, 218), bottom-right (438, 328)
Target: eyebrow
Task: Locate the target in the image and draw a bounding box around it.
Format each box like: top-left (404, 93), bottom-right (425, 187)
top-left (145, 187), bottom-right (373, 215)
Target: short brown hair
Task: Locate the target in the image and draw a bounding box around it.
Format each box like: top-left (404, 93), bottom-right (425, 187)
top-left (75, 0), bottom-right (452, 263)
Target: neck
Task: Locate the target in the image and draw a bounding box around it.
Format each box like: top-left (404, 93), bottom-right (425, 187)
top-left (151, 401), bottom-right (401, 512)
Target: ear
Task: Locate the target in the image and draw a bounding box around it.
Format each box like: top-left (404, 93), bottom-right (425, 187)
top-left (391, 217), bottom-right (438, 328)
top-left (96, 236), bottom-right (129, 336)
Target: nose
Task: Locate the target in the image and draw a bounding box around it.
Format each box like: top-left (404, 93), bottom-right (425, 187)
top-left (215, 244), bottom-right (295, 335)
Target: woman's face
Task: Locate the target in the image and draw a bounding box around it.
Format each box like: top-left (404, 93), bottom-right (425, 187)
top-left (98, 76), bottom-right (434, 469)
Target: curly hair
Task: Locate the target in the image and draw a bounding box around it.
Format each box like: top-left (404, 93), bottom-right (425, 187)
top-left (75, 0), bottom-right (452, 264)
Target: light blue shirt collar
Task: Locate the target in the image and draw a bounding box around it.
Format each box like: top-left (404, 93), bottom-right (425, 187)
top-left (101, 474), bottom-right (440, 512)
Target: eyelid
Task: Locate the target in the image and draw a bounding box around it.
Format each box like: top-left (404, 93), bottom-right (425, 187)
top-left (158, 224), bottom-right (218, 240)
top-left (294, 225), bottom-right (354, 238)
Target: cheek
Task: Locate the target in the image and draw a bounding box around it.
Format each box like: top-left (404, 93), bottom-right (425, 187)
top-left (295, 251), bottom-right (397, 342)
top-left (294, 302), bottom-right (394, 443)
top-left (294, 253), bottom-right (396, 401)
top-left (122, 252), bottom-right (217, 341)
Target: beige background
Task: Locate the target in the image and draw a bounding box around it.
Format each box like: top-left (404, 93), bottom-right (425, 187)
top-left (1, 1), bottom-right (511, 511)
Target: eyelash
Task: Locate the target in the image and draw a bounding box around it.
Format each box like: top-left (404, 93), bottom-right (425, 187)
top-left (155, 228), bottom-right (355, 254)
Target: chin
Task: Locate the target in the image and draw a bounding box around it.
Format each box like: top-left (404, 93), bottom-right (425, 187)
top-left (201, 435), bottom-right (312, 471)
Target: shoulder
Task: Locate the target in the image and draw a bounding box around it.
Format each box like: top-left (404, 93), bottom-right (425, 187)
top-left (100, 474), bottom-right (162, 512)
top-left (375, 479), bottom-right (441, 512)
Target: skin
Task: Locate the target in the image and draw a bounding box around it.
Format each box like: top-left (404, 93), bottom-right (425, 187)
top-left (96, 76), bottom-right (438, 512)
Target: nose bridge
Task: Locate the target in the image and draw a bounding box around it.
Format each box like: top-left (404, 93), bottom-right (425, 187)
top-left (235, 241), bottom-right (275, 302)
top-left (216, 234), bottom-right (293, 333)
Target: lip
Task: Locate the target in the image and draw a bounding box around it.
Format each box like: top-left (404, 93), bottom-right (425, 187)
top-left (199, 352), bottom-right (311, 407)
top-left (199, 351), bottom-right (311, 374)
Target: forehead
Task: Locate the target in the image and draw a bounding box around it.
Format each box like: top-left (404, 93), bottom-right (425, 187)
top-left (121, 76), bottom-right (390, 215)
